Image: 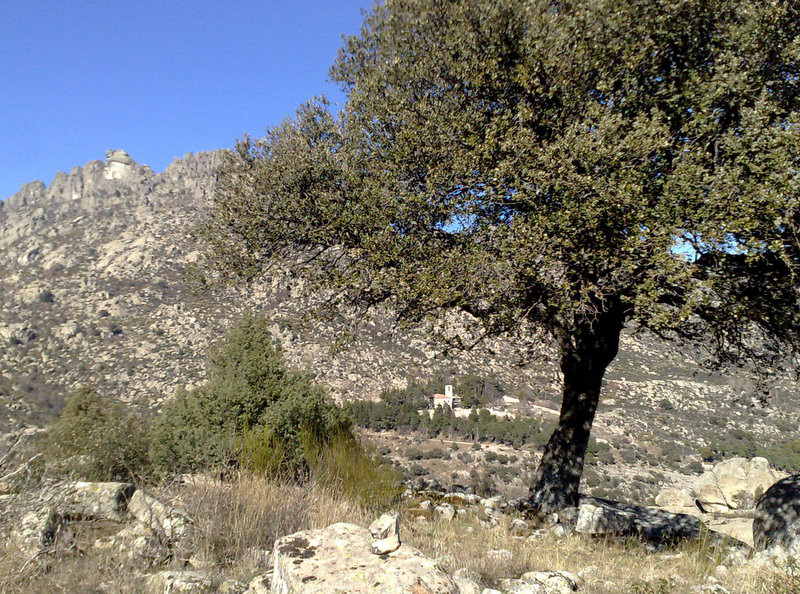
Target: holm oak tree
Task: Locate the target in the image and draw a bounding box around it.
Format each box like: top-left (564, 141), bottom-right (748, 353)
top-left (200, 0), bottom-right (800, 512)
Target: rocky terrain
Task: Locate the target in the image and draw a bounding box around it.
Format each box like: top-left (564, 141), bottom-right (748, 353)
top-left (0, 150), bottom-right (798, 470)
top-left (0, 150), bottom-right (551, 429)
top-left (2, 151), bottom-right (800, 593)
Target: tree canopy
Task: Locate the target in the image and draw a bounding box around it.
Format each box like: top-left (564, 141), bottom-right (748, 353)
top-left (201, 0), bottom-right (800, 512)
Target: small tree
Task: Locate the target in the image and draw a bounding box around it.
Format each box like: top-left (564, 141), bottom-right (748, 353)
top-left (202, 1), bottom-right (800, 512)
top-left (150, 314), bottom-right (351, 474)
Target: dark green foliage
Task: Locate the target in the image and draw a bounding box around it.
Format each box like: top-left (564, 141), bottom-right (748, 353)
top-left (348, 394), bottom-right (552, 447)
top-left (40, 387), bottom-right (151, 481)
top-left (703, 437), bottom-right (800, 472)
top-left (202, 0), bottom-right (800, 511)
top-left (150, 314), bottom-right (351, 474)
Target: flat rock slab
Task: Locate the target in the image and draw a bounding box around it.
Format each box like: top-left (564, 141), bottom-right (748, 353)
top-left (271, 522), bottom-right (457, 593)
top-left (60, 481), bottom-right (136, 522)
top-left (580, 496), bottom-right (701, 543)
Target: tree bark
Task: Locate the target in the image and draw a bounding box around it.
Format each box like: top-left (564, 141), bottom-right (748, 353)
top-left (528, 308), bottom-right (625, 514)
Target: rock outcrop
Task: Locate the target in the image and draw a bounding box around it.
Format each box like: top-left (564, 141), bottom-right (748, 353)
top-left (753, 474), bottom-right (800, 554)
top-left (269, 522), bottom-right (457, 593)
top-left (654, 458), bottom-right (786, 546)
top-left (694, 458), bottom-right (780, 513)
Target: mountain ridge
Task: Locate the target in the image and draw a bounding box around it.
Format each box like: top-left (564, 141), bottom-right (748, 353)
top-left (0, 150), bottom-right (795, 465)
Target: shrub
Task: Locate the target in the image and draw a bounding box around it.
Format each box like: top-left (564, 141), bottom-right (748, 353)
top-left (39, 387), bottom-right (151, 481)
top-left (149, 314), bottom-right (352, 475)
top-left (408, 463), bottom-right (427, 477)
top-left (305, 432), bottom-right (402, 511)
top-left (405, 447), bottom-right (424, 460)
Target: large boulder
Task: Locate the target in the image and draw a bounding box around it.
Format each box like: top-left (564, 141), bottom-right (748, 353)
top-left (270, 522), bottom-right (457, 593)
top-left (579, 497), bottom-right (701, 543)
top-left (574, 503), bottom-right (635, 535)
top-left (752, 474), bottom-right (800, 554)
top-left (12, 507), bottom-right (71, 555)
top-left (695, 458), bottom-right (780, 512)
top-left (59, 481), bottom-right (136, 522)
top-left (128, 490), bottom-right (191, 544)
top-left (654, 487), bottom-right (695, 511)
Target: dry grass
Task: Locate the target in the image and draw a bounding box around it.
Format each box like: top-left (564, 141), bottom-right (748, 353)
top-left (167, 471), bottom-right (373, 581)
top-left (0, 472), bottom-right (377, 592)
top-left (3, 475), bottom-right (800, 593)
top-left (403, 514), bottom-right (800, 594)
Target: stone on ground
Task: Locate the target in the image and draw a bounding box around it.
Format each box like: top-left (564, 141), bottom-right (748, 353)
top-left (60, 481), bottom-right (136, 522)
top-left (452, 568), bottom-right (481, 594)
top-left (369, 511), bottom-right (401, 554)
top-left (574, 502), bottom-right (635, 535)
top-left (521, 570), bottom-right (582, 593)
top-left (128, 490), bottom-right (191, 544)
top-left (435, 502), bottom-right (456, 521)
top-left (146, 570), bottom-right (212, 593)
top-left (270, 522), bottom-right (457, 593)
top-left (13, 507), bottom-right (71, 555)
top-left (579, 496), bottom-right (701, 543)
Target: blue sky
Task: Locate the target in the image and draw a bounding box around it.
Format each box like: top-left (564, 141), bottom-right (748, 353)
top-left (0, 1), bottom-right (371, 200)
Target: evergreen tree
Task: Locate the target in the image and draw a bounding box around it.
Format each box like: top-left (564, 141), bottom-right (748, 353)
top-left (203, 0), bottom-right (800, 512)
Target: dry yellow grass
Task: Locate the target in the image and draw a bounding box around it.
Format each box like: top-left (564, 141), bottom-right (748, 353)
top-left (402, 514), bottom-right (800, 594)
top-left (0, 472), bottom-right (375, 592)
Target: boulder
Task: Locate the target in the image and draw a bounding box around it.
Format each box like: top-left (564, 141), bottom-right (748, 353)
top-left (481, 496), bottom-right (505, 510)
top-left (655, 487), bottom-right (695, 510)
top-left (444, 492), bottom-right (481, 505)
top-left (575, 503), bottom-right (635, 535)
top-left (128, 490), bottom-right (191, 544)
top-left (753, 474), bottom-right (800, 554)
top-left (579, 497), bottom-right (701, 543)
top-left (521, 570), bottom-right (581, 593)
top-left (271, 522), bottom-right (457, 593)
top-left (245, 575), bottom-right (271, 593)
top-left (60, 481), bottom-right (136, 522)
top-left (146, 570), bottom-right (212, 593)
top-left (705, 516), bottom-right (754, 547)
top-left (435, 503), bottom-right (456, 521)
top-left (499, 579), bottom-right (540, 593)
top-left (452, 568), bottom-right (481, 594)
top-left (13, 507), bottom-right (71, 555)
top-left (95, 522), bottom-right (170, 563)
top-left (695, 458), bottom-right (780, 512)
top-left (509, 518), bottom-right (531, 537)
top-left (369, 512), bottom-right (400, 554)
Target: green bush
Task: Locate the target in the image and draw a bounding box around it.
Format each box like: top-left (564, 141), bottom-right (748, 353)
top-left (40, 387), bottom-right (151, 481)
top-left (149, 314), bottom-right (351, 475)
top-left (305, 432), bottom-right (402, 511)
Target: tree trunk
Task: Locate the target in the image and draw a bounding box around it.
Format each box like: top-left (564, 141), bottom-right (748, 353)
top-left (528, 309), bottom-right (625, 514)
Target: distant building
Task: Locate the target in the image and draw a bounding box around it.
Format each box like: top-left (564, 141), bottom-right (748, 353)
top-left (431, 384), bottom-right (460, 409)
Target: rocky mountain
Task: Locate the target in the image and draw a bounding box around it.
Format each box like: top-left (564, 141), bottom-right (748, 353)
top-left (0, 150), bottom-right (548, 428)
top-left (0, 150), bottom-right (796, 461)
